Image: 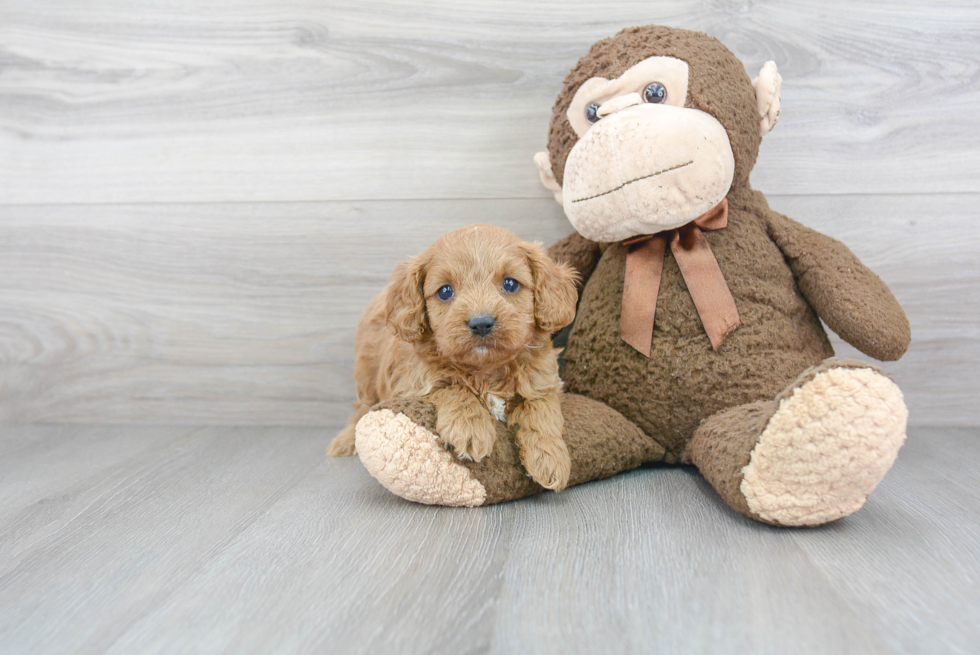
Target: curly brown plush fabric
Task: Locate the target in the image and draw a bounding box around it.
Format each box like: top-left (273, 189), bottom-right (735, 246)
top-left (548, 25), bottom-right (761, 188)
top-left (352, 25), bottom-right (910, 526)
top-left (546, 232), bottom-right (605, 296)
top-left (766, 212), bottom-right (911, 361)
top-left (682, 357), bottom-right (889, 523)
top-left (683, 400), bottom-right (776, 519)
top-left (374, 394), bottom-right (665, 505)
top-left (555, 184), bottom-right (879, 459)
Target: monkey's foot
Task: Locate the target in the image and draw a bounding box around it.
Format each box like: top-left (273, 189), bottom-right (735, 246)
top-left (740, 363), bottom-right (908, 526)
top-left (356, 406), bottom-right (488, 507)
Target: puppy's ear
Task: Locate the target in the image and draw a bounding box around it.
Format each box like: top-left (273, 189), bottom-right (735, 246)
top-left (385, 255), bottom-right (429, 342)
top-left (522, 242), bottom-right (579, 333)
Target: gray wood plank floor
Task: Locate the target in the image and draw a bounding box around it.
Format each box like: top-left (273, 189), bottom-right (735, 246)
top-left (0, 425), bottom-right (975, 655)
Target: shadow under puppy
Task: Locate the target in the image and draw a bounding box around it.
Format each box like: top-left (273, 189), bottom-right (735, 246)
top-left (328, 224), bottom-right (579, 491)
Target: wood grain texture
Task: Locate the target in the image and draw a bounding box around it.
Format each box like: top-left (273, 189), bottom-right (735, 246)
top-left (1, 0), bottom-right (978, 204)
top-left (0, 425), bottom-right (976, 654)
top-left (1, 4), bottom-right (976, 652)
top-left (1, 194), bottom-right (975, 426)
top-left (0, 425), bottom-right (186, 527)
top-left (0, 199), bottom-right (571, 425)
top-left (787, 429), bottom-right (980, 654)
top-left (0, 425), bottom-right (329, 653)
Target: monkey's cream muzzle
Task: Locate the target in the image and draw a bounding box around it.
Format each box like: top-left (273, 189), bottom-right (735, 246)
top-left (561, 103), bottom-right (735, 243)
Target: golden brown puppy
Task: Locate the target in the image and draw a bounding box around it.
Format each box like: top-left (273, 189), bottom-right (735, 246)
top-left (327, 224), bottom-right (579, 491)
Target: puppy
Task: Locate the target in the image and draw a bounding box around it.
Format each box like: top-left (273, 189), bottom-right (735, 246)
top-left (327, 224), bottom-right (578, 491)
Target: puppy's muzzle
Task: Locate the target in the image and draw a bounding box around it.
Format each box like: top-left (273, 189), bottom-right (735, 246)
top-left (468, 314), bottom-right (495, 337)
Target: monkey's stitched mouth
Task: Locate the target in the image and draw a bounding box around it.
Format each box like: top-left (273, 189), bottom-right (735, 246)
top-left (570, 160), bottom-right (694, 203)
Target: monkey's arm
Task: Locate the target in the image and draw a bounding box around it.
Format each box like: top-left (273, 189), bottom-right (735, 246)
top-left (547, 232), bottom-right (604, 296)
top-left (765, 210), bottom-right (910, 361)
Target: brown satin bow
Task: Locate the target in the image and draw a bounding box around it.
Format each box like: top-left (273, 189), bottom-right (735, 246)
top-left (620, 199), bottom-right (740, 356)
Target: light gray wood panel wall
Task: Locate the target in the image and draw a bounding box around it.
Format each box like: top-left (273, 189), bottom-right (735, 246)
top-left (0, 200), bottom-right (572, 425)
top-left (1, 0), bottom-right (978, 203)
top-left (1, 1), bottom-right (978, 426)
top-left (0, 195), bottom-right (975, 426)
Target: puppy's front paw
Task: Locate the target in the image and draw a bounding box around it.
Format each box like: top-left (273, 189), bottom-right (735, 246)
top-left (519, 431), bottom-right (571, 491)
top-left (437, 414), bottom-right (496, 462)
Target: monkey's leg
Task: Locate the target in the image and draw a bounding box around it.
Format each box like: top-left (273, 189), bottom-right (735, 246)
top-left (683, 359), bottom-right (908, 527)
top-left (353, 394), bottom-right (665, 507)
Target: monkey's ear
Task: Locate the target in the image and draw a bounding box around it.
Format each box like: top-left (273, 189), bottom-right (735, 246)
top-left (752, 61), bottom-right (782, 137)
top-left (522, 241), bottom-right (579, 333)
top-left (533, 152), bottom-right (564, 205)
top-left (384, 256), bottom-right (429, 342)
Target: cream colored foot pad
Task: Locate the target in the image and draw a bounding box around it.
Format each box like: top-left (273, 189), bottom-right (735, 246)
top-left (741, 367), bottom-right (907, 526)
top-left (355, 409), bottom-right (487, 507)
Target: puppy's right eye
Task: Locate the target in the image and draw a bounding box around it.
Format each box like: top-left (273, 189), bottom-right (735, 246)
top-left (437, 285), bottom-right (454, 301)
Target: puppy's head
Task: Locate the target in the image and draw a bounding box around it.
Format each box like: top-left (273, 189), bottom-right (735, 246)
top-left (385, 224), bottom-right (578, 367)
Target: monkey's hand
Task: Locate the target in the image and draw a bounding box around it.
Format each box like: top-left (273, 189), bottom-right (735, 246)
top-left (509, 395), bottom-right (570, 491)
top-left (766, 207), bottom-right (910, 361)
top-left (430, 388), bottom-right (496, 462)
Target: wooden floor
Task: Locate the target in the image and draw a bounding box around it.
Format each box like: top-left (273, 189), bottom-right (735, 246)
top-left (0, 425), bottom-right (975, 654)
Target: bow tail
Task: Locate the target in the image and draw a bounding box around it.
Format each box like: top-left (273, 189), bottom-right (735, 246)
top-left (672, 226), bottom-right (741, 351)
top-left (620, 236), bottom-right (667, 357)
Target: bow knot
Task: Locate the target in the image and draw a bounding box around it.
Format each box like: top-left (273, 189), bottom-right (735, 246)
top-left (620, 199), bottom-right (740, 356)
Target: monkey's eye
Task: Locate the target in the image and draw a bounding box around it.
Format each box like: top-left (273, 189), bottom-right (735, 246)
top-left (643, 82), bottom-right (667, 104)
top-left (437, 285), bottom-right (454, 301)
top-left (585, 102), bottom-right (601, 123)
top-left (502, 278), bottom-right (520, 294)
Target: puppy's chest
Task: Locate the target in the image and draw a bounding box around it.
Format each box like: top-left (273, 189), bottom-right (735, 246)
top-left (483, 393), bottom-right (510, 422)
top-left (469, 379), bottom-right (520, 423)
top-left (455, 371), bottom-right (523, 423)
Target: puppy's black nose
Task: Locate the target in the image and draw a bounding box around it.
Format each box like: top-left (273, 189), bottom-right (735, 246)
top-left (468, 314), bottom-right (495, 337)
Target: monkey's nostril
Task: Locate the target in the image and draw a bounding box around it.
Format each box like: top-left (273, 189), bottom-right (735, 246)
top-left (468, 314), bottom-right (495, 337)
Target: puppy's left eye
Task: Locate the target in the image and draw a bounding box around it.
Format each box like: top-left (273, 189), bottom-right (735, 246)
top-left (502, 278), bottom-right (520, 294)
top-left (437, 285), bottom-right (454, 301)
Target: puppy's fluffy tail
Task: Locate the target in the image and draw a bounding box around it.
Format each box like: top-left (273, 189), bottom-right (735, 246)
top-left (327, 402), bottom-right (372, 456)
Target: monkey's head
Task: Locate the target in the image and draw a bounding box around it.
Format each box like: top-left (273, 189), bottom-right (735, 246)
top-left (535, 25), bottom-right (782, 242)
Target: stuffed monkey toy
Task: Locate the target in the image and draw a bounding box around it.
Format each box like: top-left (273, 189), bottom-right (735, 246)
top-left (349, 25), bottom-right (910, 526)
